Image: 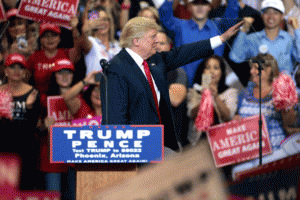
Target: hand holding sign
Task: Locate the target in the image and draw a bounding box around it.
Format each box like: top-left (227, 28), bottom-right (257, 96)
top-left (207, 115), bottom-right (272, 167)
top-left (70, 15), bottom-right (79, 30)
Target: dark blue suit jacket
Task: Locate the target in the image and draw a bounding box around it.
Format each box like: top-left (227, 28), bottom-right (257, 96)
top-left (100, 39), bottom-right (213, 150)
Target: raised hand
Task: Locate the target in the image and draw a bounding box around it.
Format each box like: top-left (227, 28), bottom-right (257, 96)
top-left (70, 15), bottom-right (79, 30)
top-left (288, 17), bottom-right (299, 30)
top-left (220, 20), bottom-right (244, 43)
top-left (241, 17), bottom-right (255, 33)
top-left (83, 71), bottom-right (101, 85)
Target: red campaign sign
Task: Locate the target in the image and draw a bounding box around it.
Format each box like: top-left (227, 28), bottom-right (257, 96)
top-left (0, 1), bottom-right (6, 22)
top-left (207, 115), bottom-right (272, 168)
top-left (71, 116), bottom-right (102, 126)
top-left (47, 96), bottom-right (73, 125)
top-left (17, 0), bottom-right (79, 28)
top-left (0, 154), bottom-right (20, 189)
top-left (0, 190), bottom-right (61, 200)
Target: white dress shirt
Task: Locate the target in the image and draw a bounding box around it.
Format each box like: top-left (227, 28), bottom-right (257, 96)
top-left (125, 48), bottom-right (161, 104)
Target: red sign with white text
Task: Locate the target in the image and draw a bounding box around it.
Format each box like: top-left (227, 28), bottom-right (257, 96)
top-left (207, 115), bottom-right (272, 168)
top-left (0, 1), bottom-right (6, 22)
top-left (0, 190), bottom-right (61, 200)
top-left (47, 96), bottom-right (73, 126)
top-left (0, 154), bottom-right (20, 190)
top-left (71, 116), bottom-right (102, 126)
top-left (17, 0), bottom-right (79, 28)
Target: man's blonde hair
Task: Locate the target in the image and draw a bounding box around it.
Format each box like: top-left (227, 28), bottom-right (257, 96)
top-left (120, 17), bottom-right (161, 48)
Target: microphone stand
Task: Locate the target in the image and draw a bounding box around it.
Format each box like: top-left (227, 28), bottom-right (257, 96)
top-left (257, 62), bottom-right (263, 166)
top-left (100, 59), bottom-right (109, 124)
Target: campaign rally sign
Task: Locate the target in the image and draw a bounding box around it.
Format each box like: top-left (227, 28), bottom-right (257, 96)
top-left (17, 0), bottom-right (79, 28)
top-left (0, 1), bottom-right (6, 22)
top-left (207, 115), bottom-right (272, 167)
top-left (0, 190), bottom-right (61, 200)
top-left (6, 191), bottom-right (61, 200)
top-left (71, 116), bottom-right (102, 126)
top-left (229, 154), bottom-right (300, 200)
top-left (47, 96), bottom-right (73, 126)
top-left (0, 154), bottom-right (20, 191)
top-left (50, 125), bottom-right (164, 164)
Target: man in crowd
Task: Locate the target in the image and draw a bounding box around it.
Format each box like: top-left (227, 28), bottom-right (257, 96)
top-left (156, 31), bottom-right (190, 148)
top-left (154, 0), bottom-right (240, 86)
top-left (100, 17), bottom-right (243, 151)
top-left (229, 0), bottom-right (300, 75)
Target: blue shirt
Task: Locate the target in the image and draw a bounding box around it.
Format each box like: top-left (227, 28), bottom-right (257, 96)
top-left (237, 82), bottom-right (286, 150)
top-left (229, 29), bottom-right (300, 74)
top-left (159, 0), bottom-right (239, 86)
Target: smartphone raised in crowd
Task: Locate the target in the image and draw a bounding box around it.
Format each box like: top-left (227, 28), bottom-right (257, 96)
top-left (201, 73), bottom-right (211, 88)
top-left (16, 35), bottom-right (28, 50)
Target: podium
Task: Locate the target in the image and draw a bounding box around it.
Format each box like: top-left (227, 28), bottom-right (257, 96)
top-left (76, 164), bottom-right (137, 200)
top-left (50, 125), bottom-right (164, 200)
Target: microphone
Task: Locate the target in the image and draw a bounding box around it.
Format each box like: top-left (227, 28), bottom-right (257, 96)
top-left (251, 44), bottom-right (268, 70)
top-left (99, 59), bottom-right (109, 124)
top-left (100, 59), bottom-right (109, 73)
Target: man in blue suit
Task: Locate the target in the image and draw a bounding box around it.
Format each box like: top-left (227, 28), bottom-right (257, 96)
top-left (100, 17), bottom-right (242, 151)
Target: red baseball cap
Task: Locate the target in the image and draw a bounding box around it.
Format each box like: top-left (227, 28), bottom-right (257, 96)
top-left (39, 23), bottom-right (61, 37)
top-left (52, 59), bottom-right (75, 73)
top-left (5, 53), bottom-right (27, 69)
top-left (6, 9), bottom-right (18, 20)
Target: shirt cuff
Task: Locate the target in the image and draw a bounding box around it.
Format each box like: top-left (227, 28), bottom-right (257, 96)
top-left (153, 0), bottom-right (165, 8)
top-left (210, 36), bottom-right (223, 50)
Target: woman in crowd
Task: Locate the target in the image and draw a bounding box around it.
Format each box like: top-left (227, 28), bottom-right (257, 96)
top-left (232, 53), bottom-right (296, 178)
top-left (187, 55), bottom-right (239, 144)
top-left (63, 70), bottom-right (102, 121)
top-left (81, 2), bottom-right (121, 76)
top-left (1, 9), bottom-right (35, 57)
top-left (47, 59), bottom-right (77, 97)
top-left (27, 19), bottom-right (80, 117)
top-left (0, 53), bottom-right (41, 190)
top-left (187, 55), bottom-right (238, 181)
top-left (41, 59), bottom-right (77, 194)
top-left (0, 9), bottom-right (37, 83)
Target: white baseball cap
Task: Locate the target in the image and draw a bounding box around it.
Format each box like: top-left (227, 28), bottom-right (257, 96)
top-left (261, 0), bottom-right (285, 14)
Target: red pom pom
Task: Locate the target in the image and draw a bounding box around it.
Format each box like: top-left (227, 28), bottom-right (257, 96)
top-left (0, 90), bottom-right (13, 120)
top-left (272, 72), bottom-right (298, 111)
top-left (195, 89), bottom-right (214, 131)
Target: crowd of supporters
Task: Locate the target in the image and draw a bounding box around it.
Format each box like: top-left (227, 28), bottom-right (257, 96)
top-left (0, 0), bottom-right (299, 199)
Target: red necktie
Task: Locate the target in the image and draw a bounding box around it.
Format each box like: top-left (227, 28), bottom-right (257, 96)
top-left (142, 60), bottom-right (162, 124)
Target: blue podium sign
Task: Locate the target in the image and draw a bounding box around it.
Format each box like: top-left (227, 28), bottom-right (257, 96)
top-left (50, 125), bottom-right (164, 163)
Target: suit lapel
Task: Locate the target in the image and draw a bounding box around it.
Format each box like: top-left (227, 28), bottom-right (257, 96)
top-left (147, 60), bottom-right (166, 99)
top-left (119, 49), bottom-right (158, 112)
